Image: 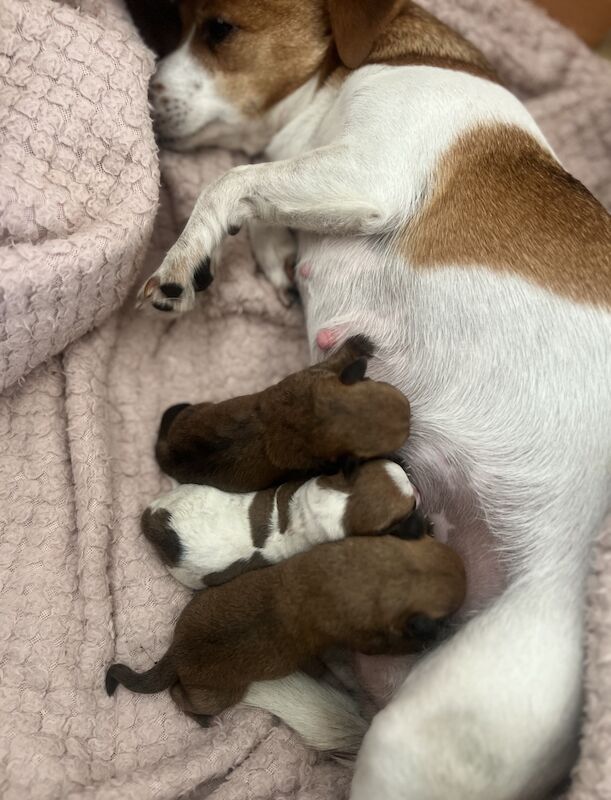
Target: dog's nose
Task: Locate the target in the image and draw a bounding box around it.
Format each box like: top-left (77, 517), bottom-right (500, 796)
top-left (159, 403), bottom-right (191, 438)
top-left (150, 81), bottom-right (166, 94)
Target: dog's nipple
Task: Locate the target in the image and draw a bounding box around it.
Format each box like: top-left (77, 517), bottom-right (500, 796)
top-left (316, 328), bottom-right (340, 351)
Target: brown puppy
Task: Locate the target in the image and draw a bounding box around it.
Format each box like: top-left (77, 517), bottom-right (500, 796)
top-left (106, 535), bottom-right (466, 723)
top-left (155, 336), bottom-right (411, 490)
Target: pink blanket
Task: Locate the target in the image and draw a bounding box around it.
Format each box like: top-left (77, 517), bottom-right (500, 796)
top-left (1, 0), bottom-right (610, 797)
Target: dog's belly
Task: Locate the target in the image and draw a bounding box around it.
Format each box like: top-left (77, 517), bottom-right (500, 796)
top-left (298, 233), bottom-right (506, 604)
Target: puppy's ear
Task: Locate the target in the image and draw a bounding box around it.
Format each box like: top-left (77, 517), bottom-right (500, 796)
top-left (338, 454), bottom-right (359, 478)
top-left (404, 614), bottom-right (440, 642)
top-left (339, 357), bottom-right (368, 385)
top-left (328, 0), bottom-right (399, 69)
top-left (322, 334), bottom-right (375, 375)
top-left (387, 509), bottom-right (428, 540)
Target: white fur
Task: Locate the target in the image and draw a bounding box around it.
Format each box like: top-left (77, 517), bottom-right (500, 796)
top-left (147, 479), bottom-right (345, 588)
top-left (150, 30), bottom-right (263, 153)
top-left (242, 671), bottom-right (369, 754)
top-left (148, 46), bottom-right (611, 800)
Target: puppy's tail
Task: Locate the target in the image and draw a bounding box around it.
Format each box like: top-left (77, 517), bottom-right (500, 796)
top-left (105, 650), bottom-right (176, 696)
top-left (241, 671), bottom-right (369, 756)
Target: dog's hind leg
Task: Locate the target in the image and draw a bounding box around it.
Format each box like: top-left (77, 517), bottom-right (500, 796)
top-left (351, 563), bottom-right (587, 800)
top-left (172, 682), bottom-right (244, 720)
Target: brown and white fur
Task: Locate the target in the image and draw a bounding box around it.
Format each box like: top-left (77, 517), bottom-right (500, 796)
top-left (138, 1), bottom-right (611, 798)
top-left (143, 459), bottom-right (423, 589)
top-left (106, 535), bottom-right (466, 748)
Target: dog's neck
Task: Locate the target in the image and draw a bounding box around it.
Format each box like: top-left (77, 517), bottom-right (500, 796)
top-left (261, 4), bottom-right (496, 162)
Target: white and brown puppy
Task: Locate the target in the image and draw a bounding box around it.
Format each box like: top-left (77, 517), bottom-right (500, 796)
top-left (139, 2), bottom-right (611, 799)
top-left (143, 459), bottom-right (423, 589)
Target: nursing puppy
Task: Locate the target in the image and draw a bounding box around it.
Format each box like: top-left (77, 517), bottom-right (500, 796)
top-left (143, 459), bottom-right (425, 589)
top-left (156, 336), bottom-right (411, 490)
top-left (140, 1), bottom-right (611, 798)
top-left (106, 535), bottom-right (466, 745)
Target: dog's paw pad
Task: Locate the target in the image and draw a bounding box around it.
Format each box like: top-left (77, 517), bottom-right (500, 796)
top-left (152, 301), bottom-right (175, 313)
top-left (160, 282), bottom-right (184, 299)
top-left (193, 258), bottom-right (213, 292)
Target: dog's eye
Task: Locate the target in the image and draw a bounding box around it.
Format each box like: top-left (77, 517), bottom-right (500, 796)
top-left (203, 18), bottom-right (235, 47)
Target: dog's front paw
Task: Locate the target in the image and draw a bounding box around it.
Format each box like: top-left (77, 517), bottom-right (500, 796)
top-left (137, 249), bottom-right (218, 314)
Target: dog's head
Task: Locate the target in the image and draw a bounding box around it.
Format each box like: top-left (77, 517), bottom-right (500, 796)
top-left (320, 459), bottom-right (426, 538)
top-left (323, 536), bottom-right (466, 655)
top-left (149, 0), bottom-right (399, 151)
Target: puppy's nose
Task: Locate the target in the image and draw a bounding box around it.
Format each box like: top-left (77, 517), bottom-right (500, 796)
top-left (159, 403), bottom-right (191, 438)
top-left (150, 81), bottom-right (166, 93)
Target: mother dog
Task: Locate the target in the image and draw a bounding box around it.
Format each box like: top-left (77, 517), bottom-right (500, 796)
top-left (140, 1), bottom-right (611, 798)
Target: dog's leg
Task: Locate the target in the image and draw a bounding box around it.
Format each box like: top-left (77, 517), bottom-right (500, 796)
top-left (351, 572), bottom-right (585, 800)
top-left (247, 220), bottom-right (298, 307)
top-left (172, 682), bottom-right (244, 717)
top-left (137, 147), bottom-right (388, 313)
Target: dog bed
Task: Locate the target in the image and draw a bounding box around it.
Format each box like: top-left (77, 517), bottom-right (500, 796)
top-left (0, 0), bottom-right (610, 797)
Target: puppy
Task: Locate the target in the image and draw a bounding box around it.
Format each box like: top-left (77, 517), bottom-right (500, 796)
top-left (141, 2), bottom-right (611, 797)
top-left (143, 458), bottom-right (426, 589)
top-left (106, 536), bottom-right (466, 739)
top-left (156, 336), bottom-right (411, 490)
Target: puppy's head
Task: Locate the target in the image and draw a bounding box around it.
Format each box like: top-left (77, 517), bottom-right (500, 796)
top-left (149, 0), bottom-right (400, 151)
top-left (322, 536), bottom-right (466, 655)
top-left (154, 395), bottom-right (274, 489)
top-left (304, 337), bottom-right (411, 464)
top-left (321, 459), bottom-right (424, 537)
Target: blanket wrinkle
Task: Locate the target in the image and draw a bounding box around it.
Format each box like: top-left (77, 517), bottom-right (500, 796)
top-left (0, 0), bottom-right (610, 797)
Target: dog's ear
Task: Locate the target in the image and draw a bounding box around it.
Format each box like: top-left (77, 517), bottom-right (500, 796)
top-left (338, 454), bottom-right (360, 478)
top-left (327, 0), bottom-right (399, 69)
top-left (386, 509), bottom-right (428, 540)
top-left (404, 614), bottom-right (440, 642)
top-left (339, 356), bottom-right (368, 385)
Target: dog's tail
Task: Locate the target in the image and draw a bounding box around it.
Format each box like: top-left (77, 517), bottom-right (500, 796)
top-left (241, 671), bottom-right (369, 755)
top-left (105, 650), bottom-right (176, 696)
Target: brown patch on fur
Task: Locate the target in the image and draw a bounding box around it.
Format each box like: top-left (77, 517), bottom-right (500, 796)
top-left (105, 536), bottom-right (466, 719)
top-left (176, 1), bottom-right (495, 112)
top-left (363, 2), bottom-right (497, 81)
top-left (320, 460), bottom-right (417, 535)
top-left (204, 550), bottom-right (270, 587)
top-left (155, 337), bottom-right (411, 491)
top-left (322, 1), bottom-right (496, 83)
top-left (248, 488), bottom-right (276, 548)
top-left (401, 124), bottom-right (611, 306)
top-left (141, 508), bottom-right (183, 566)
top-left (275, 480), bottom-right (304, 533)
top-left (181, 0), bottom-right (330, 114)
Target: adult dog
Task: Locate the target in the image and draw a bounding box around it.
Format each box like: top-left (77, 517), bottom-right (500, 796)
top-left (140, 1), bottom-right (611, 798)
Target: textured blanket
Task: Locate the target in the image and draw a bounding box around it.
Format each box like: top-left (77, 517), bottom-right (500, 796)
top-left (0, 0), bottom-right (610, 797)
